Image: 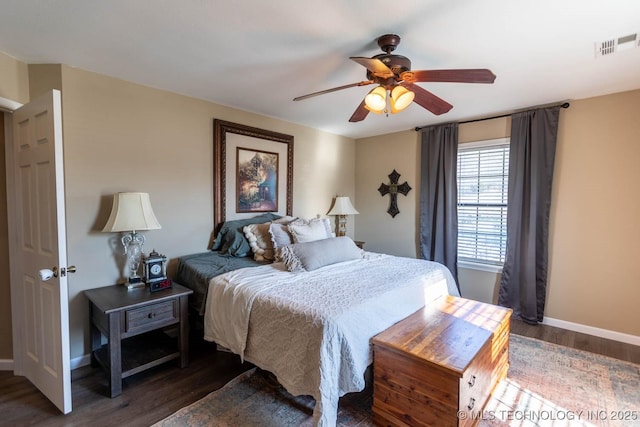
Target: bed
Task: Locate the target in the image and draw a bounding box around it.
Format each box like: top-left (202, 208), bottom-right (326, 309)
top-left (180, 119), bottom-right (458, 426)
top-left (176, 215), bottom-right (458, 426)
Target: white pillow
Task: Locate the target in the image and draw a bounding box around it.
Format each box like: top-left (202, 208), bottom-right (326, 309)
top-left (288, 217), bottom-right (332, 243)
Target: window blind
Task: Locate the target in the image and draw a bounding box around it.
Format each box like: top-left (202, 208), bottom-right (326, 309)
top-left (457, 143), bottom-right (509, 265)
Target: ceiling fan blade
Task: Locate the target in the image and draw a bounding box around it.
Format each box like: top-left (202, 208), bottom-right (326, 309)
top-left (403, 83), bottom-right (453, 115)
top-left (349, 99), bottom-right (370, 122)
top-left (293, 81), bottom-right (374, 101)
top-left (402, 69), bottom-right (496, 84)
top-left (350, 57), bottom-right (395, 78)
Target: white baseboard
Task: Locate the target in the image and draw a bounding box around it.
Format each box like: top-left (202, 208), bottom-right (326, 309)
top-left (3, 355), bottom-right (92, 372)
top-left (542, 317), bottom-right (640, 347)
top-left (0, 359), bottom-right (14, 371)
top-left (70, 354), bottom-right (92, 370)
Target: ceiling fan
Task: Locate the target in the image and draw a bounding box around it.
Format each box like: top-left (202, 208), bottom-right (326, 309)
top-left (293, 34), bottom-right (496, 122)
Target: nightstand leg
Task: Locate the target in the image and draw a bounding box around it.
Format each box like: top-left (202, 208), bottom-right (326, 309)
top-left (178, 295), bottom-right (189, 368)
top-left (89, 304), bottom-right (100, 368)
top-left (107, 313), bottom-right (122, 397)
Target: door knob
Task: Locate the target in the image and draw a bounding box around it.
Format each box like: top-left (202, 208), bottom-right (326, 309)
top-left (39, 268), bottom-right (57, 281)
top-left (61, 265), bottom-right (77, 277)
top-left (39, 265), bottom-right (77, 280)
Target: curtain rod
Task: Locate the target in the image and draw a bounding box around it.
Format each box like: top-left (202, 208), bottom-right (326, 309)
top-left (414, 102), bottom-right (570, 131)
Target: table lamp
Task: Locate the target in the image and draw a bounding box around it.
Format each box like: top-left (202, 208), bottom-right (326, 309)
top-left (102, 192), bottom-right (161, 289)
top-left (327, 196), bottom-right (359, 237)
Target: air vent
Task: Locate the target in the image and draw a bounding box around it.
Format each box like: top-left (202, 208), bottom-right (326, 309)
top-left (595, 32), bottom-right (639, 58)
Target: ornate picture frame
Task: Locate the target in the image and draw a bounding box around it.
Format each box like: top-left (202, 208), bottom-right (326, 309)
top-left (213, 119), bottom-right (293, 234)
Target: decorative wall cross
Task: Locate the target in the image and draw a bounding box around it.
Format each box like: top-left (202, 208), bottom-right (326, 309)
top-left (378, 169), bottom-right (412, 218)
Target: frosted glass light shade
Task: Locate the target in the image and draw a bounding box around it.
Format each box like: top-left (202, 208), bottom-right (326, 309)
top-left (364, 86), bottom-right (387, 113)
top-left (102, 192), bottom-right (161, 232)
top-left (390, 85), bottom-right (415, 113)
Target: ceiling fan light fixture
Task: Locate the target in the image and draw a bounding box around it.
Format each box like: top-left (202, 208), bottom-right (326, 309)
top-left (364, 86), bottom-right (387, 114)
top-left (390, 85), bottom-right (414, 113)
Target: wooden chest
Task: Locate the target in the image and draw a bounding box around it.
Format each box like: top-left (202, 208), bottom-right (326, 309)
top-left (371, 296), bottom-right (512, 427)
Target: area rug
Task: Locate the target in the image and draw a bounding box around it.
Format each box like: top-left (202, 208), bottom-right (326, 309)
top-left (154, 335), bottom-right (639, 427)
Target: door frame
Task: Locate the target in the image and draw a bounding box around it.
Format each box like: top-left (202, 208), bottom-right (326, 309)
top-left (2, 96), bottom-right (23, 374)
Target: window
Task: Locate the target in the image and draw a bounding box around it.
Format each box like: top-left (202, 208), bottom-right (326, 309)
top-left (457, 138), bottom-right (509, 266)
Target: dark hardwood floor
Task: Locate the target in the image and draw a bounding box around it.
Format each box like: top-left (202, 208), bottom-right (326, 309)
top-left (0, 338), bottom-right (252, 427)
top-left (1, 320), bottom-right (638, 427)
top-left (510, 319), bottom-right (640, 364)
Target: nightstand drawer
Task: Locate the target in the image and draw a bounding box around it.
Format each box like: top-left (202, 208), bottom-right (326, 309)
top-left (125, 300), bottom-right (178, 335)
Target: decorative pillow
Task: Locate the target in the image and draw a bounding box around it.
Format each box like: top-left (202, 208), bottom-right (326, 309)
top-left (288, 217), bottom-right (333, 243)
top-left (279, 237), bottom-right (363, 272)
top-left (243, 216), bottom-right (296, 261)
top-left (269, 222), bottom-right (295, 249)
top-left (211, 213), bottom-right (281, 257)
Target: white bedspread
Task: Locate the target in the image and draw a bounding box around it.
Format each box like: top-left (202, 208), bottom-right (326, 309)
top-left (203, 252), bottom-right (458, 426)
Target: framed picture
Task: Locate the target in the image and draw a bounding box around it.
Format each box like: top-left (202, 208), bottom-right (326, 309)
top-left (213, 119), bottom-right (293, 234)
top-left (236, 147), bottom-right (279, 213)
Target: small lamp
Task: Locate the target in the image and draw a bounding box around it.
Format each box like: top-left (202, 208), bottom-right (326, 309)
top-left (327, 196), bottom-right (359, 237)
top-left (102, 192), bottom-right (161, 288)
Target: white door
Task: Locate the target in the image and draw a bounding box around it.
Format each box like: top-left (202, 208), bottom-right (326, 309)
top-left (7, 89), bottom-right (71, 413)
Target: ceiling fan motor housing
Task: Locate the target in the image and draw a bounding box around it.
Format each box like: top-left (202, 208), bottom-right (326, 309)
top-left (377, 34), bottom-right (401, 53)
top-left (368, 54), bottom-right (412, 87)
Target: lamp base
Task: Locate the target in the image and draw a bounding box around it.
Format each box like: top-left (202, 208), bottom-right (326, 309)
top-left (335, 215), bottom-right (347, 237)
top-left (124, 276), bottom-right (145, 290)
top-left (122, 231), bottom-right (145, 291)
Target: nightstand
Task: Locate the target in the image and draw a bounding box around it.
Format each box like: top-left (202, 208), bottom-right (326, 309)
top-left (85, 282), bottom-right (193, 397)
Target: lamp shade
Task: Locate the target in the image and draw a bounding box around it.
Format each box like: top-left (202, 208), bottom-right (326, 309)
top-left (390, 85), bottom-right (415, 113)
top-left (327, 196), bottom-right (359, 216)
top-left (364, 86), bottom-right (387, 114)
top-left (102, 192), bottom-right (161, 232)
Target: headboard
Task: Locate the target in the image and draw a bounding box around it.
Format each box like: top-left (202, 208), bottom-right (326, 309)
top-left (213, 119), bottom-right (294, 235)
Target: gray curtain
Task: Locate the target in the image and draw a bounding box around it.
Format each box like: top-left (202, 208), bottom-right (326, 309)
top-left (498, 106), bottom-right (560, 323)
top-left (419, 123), bottom-right (459, 288)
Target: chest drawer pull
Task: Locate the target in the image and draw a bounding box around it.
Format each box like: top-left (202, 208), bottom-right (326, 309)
top-left (148, 313), bottom-right (155, 319)
top-left (467, 397), bottom-right (476, 410)
top-left (468, 375), bottom-right (476, 387)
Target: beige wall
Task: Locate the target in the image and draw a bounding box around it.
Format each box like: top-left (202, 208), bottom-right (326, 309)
top-left (0, 51), bottom-right (29, 104)
top-left (354, 130), bottom-right (420, 257)
top-left (0, 51), bottom-right (28, 359)
top-left (28, 64), bottom-right (62, 98)
top-left (356, 90), bottom-right (640, 337)
top-left (545, 90), bottom-right (640, 335)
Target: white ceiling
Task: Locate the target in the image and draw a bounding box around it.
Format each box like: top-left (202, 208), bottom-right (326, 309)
top-left (1, 0), bottom-right (639, 139)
